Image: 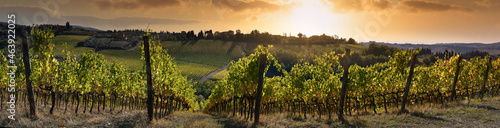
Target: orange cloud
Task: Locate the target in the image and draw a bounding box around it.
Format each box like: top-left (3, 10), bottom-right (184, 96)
top-left (400, 0), bottom-right (474, 13)
top-left (326, 0), bottom-right (393, 13)
top-left (95, 0), bottom-right (181, 10)
top-left (475, 0), bottom-right (491, 7)
top-left (211, 0), bottom-right (286, 12)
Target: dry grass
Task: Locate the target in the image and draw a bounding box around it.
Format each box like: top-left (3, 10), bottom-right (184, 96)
top-left (1, 96), bottom-right (499, 127)
top-left (209, 96), bottom-right (500, 128)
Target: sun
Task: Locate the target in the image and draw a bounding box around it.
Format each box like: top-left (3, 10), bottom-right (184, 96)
top-left (286, 0), bottom-right (342, 37)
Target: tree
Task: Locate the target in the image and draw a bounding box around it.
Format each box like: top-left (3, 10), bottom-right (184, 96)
top-left (297, 33), bottom-right (303, 39)
top-left (66, 21), bottom-right (71, 30)
top-left (235, 29), bottom-right (243, 41)
top-left (347, 38), bottom-right (357, 44)
top-left (423, 54), bottom-right (438, 66)
top-left (205, 30), bottom-right (213, 39)
top-left (198, 30), bottom-right (204, 39)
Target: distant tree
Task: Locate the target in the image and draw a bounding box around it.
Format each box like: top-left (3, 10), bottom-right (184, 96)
top-left (418, 48), bottom-right (432, 55)
top-left (333, 35), bottom-right (339, 39)
top-left (364, 43), bottom-right (401, 56)
top-left (187, 30), bottom-right (196, 39)
top-left (181, 31), bottom-right (187, 40)
top-left (435, 49), bottom-right (456, 59)
top-left (297, 33), bottom-right (303, 39)
top-left (235, 29), bottom-right (243, 41)
top-left (66, 21), bottom-right (71, 30)
top-left (423, 54), bottom-right (438, 66)
top-left (198, 30), bottom-right (204, 39)
top-left (205, 30), bottom-right (213, 39)
top-left (347, 38), bottom-right (357, 44)
top-left (462, 50), bottom-right (489, 60)
top-left (250, 30), bottom-right (260, 42)
top-left (251, 29), bottom-right (260, 35)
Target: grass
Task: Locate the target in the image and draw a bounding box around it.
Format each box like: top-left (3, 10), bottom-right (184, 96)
top-left (1, 94), bottom-right (499, 127)
top-left (206, 95), bottom-right (500, 128)
top-left (162, 40), bottom-right (244, 67)
top-left (52, 35), bottom-right (92, 56)
top-left (98, 50), bottom-right (143, 71)
top-left (153, 111), bottom-right (222, 128)
top-left (211, 69), bottom-right (228, 80)
top-left (175, 61), bottom-right (218, 80)
top-left (81, 49), bottom-right (219, 80)
top-left (51, 37), bottom-right (366, 81)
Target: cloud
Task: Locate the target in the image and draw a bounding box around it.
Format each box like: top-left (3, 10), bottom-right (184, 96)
top-left (0, 5), bottom-right (199, 30)
top-left (0, 5), bottom-right (64, 25)
top-left (400, 0), bottom-right (474, 13)
top-left (475, 0), bottom-right (491, 7)
top-left (95, 0), bottom-right (181, 10)
top-left (326, 0), bottom-right (393, 13)
top-left (64, 16), bottom-right (200, 28)
top-left (211, 0), bottom-right (285, 12)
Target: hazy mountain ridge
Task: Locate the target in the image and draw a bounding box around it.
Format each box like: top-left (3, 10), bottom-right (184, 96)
top-left (360, 42), bottom-right (500, 55)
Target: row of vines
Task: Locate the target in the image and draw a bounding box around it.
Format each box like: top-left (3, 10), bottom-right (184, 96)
top-left (0, 27), bottom-right (197, 118)
top-left (205, 45), bottom-right (500, 121)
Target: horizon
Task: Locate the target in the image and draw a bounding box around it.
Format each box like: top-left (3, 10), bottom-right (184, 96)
top-left (1, 0), bottom-right (500, 44)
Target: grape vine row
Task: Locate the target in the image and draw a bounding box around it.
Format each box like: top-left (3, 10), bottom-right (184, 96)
top-left (205, 45), bottom-right (500, 121)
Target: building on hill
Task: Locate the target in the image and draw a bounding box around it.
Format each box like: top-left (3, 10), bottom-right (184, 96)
top-left (116, 33), bottom-right (127, 40)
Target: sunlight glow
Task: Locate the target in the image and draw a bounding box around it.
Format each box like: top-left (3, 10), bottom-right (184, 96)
top-left (287, 0), bottom-right (343, 37)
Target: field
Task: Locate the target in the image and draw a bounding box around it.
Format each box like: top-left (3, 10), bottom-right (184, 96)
top-left (162, 40), bottom-right (245, 67)
top-left (51, 36), bottom-right (370, 81)
top-left (51, 35), bottom-right (224, 79)
top-left (211, 69), bottom-right (228, 80)
top-left (52, 35), bottom-right (93, 56)
top-left (98, 50), bottom-right (143, 71)
top-left (2, 95), bottom-right (498, 127)
top-left (176, 61), bottom-right (218, 80)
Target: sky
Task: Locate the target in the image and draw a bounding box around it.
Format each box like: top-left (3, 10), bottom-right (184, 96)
top-left (1, 0), bottom-right (499, 44)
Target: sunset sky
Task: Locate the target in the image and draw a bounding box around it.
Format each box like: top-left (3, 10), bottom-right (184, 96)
top-left (1, 0), bottom-right (499, 43)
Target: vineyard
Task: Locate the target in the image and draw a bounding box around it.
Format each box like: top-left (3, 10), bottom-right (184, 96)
top-left (0, 27), bottom-right (196, 120)
top-left (205, 43), bottom-right (500, 122)
top-left (1, 27), bottom-right (500, 126)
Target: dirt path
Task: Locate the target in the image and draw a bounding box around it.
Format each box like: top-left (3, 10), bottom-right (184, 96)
top-left (197, 42), bottom-right (247, 82)
top-left (198, 62), bottom-right (231, 82)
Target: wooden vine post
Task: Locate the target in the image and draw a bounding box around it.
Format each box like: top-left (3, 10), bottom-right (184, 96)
top-left (400, 54), bottom-right (417, 113)
top-left (254, 45), bottom-right (267, 125)
top-left (21, 28), bottom-right (37, 118)
top-left (338, 49), bottom-right (350, 123)
top-left (480, 56), bottom-right (492, 100)
top-left (451, 55), bottom-right (462, 101)
top-left (144, 36), bottom-right (154, 123)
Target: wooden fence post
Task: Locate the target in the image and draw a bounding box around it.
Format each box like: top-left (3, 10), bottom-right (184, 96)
top-left (144, 36), bottom-right (154, 123)
top-left (21, 28), bottom-right (37, 118)
top-left (480, 57), bottom-right (492, 100)
top-left (451, 55), bottom-right (462, 101)
top-left (338, 49), bottom-right (350, 123)
top-left (254, 45), bottom-right (267, 125)
top-left (400, 54), bottom-right (417, 113)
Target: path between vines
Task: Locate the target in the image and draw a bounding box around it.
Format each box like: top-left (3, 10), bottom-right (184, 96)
top-left (198, 42), bottom-right (247, 82)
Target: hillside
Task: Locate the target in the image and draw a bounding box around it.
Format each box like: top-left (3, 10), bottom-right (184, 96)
top-left (361, 42), bottom-right (500, 55)
top-left (50, 36), bottom-right (369, 80)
